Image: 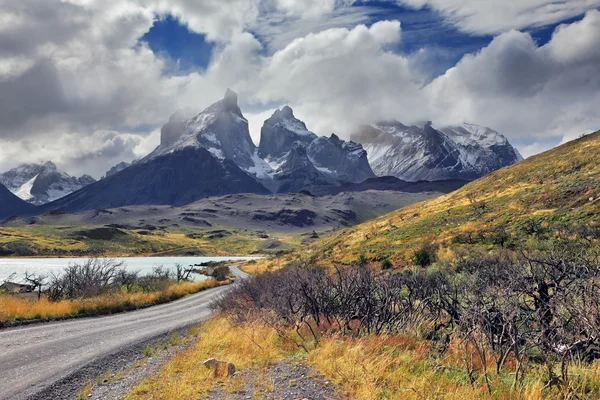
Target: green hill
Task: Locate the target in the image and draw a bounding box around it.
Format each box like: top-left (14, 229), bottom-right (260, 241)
top-left (268, 131), bottom-right (600, 268)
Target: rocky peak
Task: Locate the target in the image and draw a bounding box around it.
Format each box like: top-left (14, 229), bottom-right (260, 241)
top-left (258, 106), bottom-right (316, 160)
top-left (42, 161), bottom-right (57, 171)
top-left (222, 89), bottom-right (241, 115)
top-left (0, 162), bottom-right (96, 205)
top-left (144, 88), bottom-right (255, 170)
top-left (359, 120), bottom-right (522, 181)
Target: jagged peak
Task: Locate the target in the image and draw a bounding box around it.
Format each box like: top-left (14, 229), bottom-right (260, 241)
top-left (280, 106), bottom-right (294, 119)
top-left (270, 105), bottom-right (296, 121)
top-left (329, 133), bottom-right (341, 142)
top-left (222, 88), bottom-right (241, 115)
top-left (224, 88), bottom-right (237, 102)
top-left (42, 161), bottom-right (57, 170)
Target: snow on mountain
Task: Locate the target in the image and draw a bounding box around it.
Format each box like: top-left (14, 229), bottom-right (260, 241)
top-left (0, 162), bottom-right (96, 205)
top-left (145, 92), bottom-right (374, 194)
top-left (258, 106), bottom-right (318, 160)
top-left (145, 89), bottom-right (256, 170)
top-left (307, 134), bottom-right (375, 184)
top-left (257, 106), bottom-right (375, 190)
top-left (354, 121), bottom-right (522, 182)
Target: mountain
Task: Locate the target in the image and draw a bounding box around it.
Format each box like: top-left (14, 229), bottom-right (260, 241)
top-left (258, 106), bottom-right (318, 160)
top-left (146, 91), bottom-right (375, 195)
top-left (104, 161), bottom-right (138, 178)
top-left (0, 162), bottom-right (96, 205)
top-left (146, 89), bottom-right (256, 171)
top-left (267, 130), bottom-right (600, 267)
top-left (307, 134), bottom-right (375, 183)
top-left (39, 147), bottom-right (270, 214)
top-left (272, 143), bottom-right (334, 193)
top-left (0, 183), bottom-right (36, 220)
top-left (256, 106), bottom-right (375, 190)
top-left (354, 121), bottom-right (522, 181)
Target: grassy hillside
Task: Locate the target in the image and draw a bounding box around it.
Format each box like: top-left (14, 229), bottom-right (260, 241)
top-left (0, 224), bottom-right (301, 257)
top-left (260, 131), bottom-right (600, 268)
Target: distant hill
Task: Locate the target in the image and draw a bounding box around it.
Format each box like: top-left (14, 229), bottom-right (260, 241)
top-left (276, 130), bottom-right (600, 265)
top-left (0, 183), bottom-right (36, 220)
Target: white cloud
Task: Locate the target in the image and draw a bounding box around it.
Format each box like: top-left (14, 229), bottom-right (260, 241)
top-left (394, 0), bottom-right (600, 34)
top-left (0, 0), bottom-right (599, 177)
top-left (424, 10), bottom-right (600, 148)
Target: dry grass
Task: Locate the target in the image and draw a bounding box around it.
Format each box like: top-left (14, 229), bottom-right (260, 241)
top-left (0, 280), bottom-right (218, 322)
top-left (127, 316), bottom-right (290, 399)
top-left (128, 315), bottom-right (600, 400)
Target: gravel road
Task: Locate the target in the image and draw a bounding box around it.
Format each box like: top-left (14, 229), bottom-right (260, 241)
top-left (0, 266), bottom-right (247, 400)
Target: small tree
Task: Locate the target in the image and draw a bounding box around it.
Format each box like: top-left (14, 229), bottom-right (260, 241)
top-left (24, 271), bottom-right (47, 300)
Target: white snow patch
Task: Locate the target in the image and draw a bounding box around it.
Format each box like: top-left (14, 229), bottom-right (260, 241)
top-left (246, 151), bottom-right (276, 180)
top-left (14, 174), bottom-right (37, 201)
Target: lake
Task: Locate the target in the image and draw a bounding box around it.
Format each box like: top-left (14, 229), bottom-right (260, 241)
top-left (0, 256), bottom-right (260, 283)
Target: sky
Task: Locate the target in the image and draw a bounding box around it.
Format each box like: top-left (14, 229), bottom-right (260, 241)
top-left (0, 0), bottom-right (599, 178)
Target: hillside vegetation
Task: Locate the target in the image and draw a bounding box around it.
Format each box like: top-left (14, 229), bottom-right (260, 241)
top-left (262, 131), bottom-right (600, 268)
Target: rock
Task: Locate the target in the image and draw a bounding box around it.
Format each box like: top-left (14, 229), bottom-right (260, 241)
top-left (203, 358), bottom-right (236, 378)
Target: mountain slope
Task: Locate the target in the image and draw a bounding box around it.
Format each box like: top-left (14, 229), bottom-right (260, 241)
top-left (0, 162), bottom-right (96, 205)
top-left (39, 147), bottom-right (270, 214)
top-left (271, 130), bottom-right (600, 266)
top-left (355, 121), bottom-right (522, 181)
top-left (146, 89), bottom-right (256, 171)
top-left (0, 183), bottom-right (36, 220)
top-left (307, 134), bottom-right (375, 183)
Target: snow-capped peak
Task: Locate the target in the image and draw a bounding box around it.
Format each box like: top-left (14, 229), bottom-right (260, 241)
top-left (0, 162), bottom-right (96, 205)
top-left (355, 121), bottom-right (523, 182)
top-left (144, 89), bottom-right (256, 170)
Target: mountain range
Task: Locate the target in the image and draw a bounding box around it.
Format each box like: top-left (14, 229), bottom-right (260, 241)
top-left (0, 162), bottom-right (96, 206)
top-left (353, 121), bottom-right (523, 181)
top-left (1, 90), bottom-right (521, 215)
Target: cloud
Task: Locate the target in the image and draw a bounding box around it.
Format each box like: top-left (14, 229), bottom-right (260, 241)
top-left (393, 0), bottom-right (600, 34)
top-left (0, 0), bottom-right (599, 178)
top-left (424, 10), bottom-right (600, 147)
top-left (0, 130), bottom-right (154, 179)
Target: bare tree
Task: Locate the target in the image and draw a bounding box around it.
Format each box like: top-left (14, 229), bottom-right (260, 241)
top-left (24, 271), bottom-right (47, 300)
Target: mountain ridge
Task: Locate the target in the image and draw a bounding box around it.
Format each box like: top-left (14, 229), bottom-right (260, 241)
top-left (258, 130), bottom-right (600, 268)
top-left (0, 162), bottom-right (96, 205)
top-left (355, 121), bottom-right (522, 181)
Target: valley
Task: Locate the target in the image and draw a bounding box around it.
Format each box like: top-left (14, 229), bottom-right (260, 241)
top-left (0, 189), bottom-right (457, 257)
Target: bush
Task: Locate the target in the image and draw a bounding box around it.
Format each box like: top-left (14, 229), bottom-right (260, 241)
top-left (212, 266), bottom-right (230, 282)
top-left (412, 242), bottom-right (437, 267)
top-left (380, 258), bottom-right (393, 270)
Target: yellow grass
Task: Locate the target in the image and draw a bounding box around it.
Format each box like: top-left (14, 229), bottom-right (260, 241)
top-left (0, 280), bottom-right (218, 322)
top-left (129, 315), bottom-right (600, 400)
top-left (127, 316), bottom-right (289, 399)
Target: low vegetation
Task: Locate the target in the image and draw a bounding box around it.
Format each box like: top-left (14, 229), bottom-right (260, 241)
top-left (135, 229), bottom-right (600, 399)
top-left (0, 259), bottom-right (221, 323)
top-left (0, 224), bottom-right (301, 257)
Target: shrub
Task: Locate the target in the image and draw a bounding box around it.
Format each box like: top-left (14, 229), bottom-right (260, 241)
top-left (412, 242), bottom-right (437, 268)
top-left (380, 258), bottom-right (393, 270)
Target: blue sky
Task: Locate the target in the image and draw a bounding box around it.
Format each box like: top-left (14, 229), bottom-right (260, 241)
top-left (141, 2), bottom-right (588, 81)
